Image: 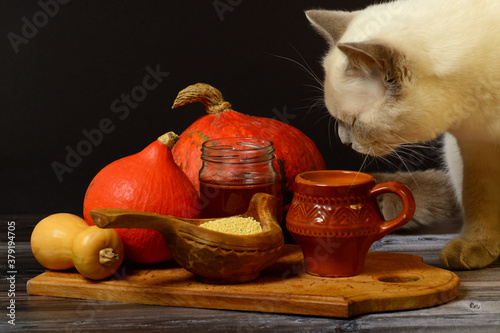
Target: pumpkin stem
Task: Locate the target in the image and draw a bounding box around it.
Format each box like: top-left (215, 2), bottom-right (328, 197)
top-left (158, 131), bottom-right (179, 149)
top-left (99, 248), bottom-right (120, 266)
top-left (172, 83), bottom-right (232, 115)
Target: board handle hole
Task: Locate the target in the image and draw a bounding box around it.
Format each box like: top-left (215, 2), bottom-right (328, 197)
top-left (376, 274), bottom-right (421, 283)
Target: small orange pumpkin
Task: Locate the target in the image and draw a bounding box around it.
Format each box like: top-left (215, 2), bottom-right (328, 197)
top-left (171, 83), bottom-right (326, 207)
top-left (83, 132), bottom-right (202, 264)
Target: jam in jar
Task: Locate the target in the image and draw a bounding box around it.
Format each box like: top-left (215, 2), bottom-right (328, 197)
top-left (199, 137), bottom-right (277, 218)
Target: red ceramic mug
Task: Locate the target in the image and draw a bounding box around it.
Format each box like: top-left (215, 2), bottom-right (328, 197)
top-left (286, 170), bottom-right (415, 277)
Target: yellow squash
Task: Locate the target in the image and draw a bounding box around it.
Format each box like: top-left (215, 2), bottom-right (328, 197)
top-left (72, 226), bottom-right (124, 280)
top-left (31, 213), bottom-right (124, 280)
top-left (31, 213), bottom-right (89, 270)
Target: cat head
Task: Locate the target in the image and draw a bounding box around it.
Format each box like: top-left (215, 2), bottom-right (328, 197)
top-left (307, 9), bottom-right (453, 156)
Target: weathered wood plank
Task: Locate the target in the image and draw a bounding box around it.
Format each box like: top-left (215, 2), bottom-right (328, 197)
top-left (26, 247), bottom-right (460, 318)
top-left (1, 215), bottom-right (499, 332)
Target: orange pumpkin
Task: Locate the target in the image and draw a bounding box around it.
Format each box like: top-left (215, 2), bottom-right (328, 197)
top-left (171, 83), bottom-right (326, 207)
top-left (83, 132), bottom-right (202, 264)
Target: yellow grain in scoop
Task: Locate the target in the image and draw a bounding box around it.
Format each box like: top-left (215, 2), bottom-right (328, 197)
top-left (199, 216), bottom-right (262, 235)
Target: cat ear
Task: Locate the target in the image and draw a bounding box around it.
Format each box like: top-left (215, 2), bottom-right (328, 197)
top-left (337, 42), bottom-right (408, 82)
top-left (305, 10), bottom-right (355, 45)
top-left (337, 42), bottom-right (387, 73)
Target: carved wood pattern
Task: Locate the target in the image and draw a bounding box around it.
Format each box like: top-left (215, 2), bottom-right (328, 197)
top-left (286, 193), bottom-right (381, 237)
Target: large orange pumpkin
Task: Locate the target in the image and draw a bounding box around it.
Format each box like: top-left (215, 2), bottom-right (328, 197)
top-left (83, 132), bottom-right (202, 264)
top-left (171, 83), bottom-right (326, 208)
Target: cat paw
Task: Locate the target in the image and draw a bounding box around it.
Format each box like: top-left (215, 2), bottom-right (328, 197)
top-left (440, 238), bottom-right (499, 270)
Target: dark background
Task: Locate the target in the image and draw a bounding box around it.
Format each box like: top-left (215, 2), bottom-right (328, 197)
top-left (1, 0), bottom-right (441, 215)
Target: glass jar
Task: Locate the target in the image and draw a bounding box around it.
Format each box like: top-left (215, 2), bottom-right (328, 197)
top-left (199, 137), bottom-right (277, 218)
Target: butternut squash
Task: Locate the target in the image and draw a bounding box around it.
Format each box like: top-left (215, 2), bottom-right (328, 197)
top-left (31, 213), bottom-right (88, 270)
top-left (72, 226), bottom-right (124, 280)
top-left (31, 213), bottom-right (124, 280)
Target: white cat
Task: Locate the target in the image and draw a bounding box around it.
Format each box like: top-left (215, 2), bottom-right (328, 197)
top-left (307, 0), bottom-right (500, 270)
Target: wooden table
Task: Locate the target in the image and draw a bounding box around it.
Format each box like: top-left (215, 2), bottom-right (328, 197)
top-left (2, 214), bottom-right (499, 332)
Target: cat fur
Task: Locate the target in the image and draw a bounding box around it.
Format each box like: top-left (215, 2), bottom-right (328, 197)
top-left (306, 0), bottom-right (500, 269)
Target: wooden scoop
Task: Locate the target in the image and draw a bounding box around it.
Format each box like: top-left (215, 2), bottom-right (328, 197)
top-left (90, 193), bottom-right (284, 284)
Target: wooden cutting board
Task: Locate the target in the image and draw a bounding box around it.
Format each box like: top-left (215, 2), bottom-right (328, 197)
top-left (27, 245), bottom-right (459, 318)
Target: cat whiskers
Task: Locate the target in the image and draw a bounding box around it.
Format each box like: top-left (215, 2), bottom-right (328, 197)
top-left (271, 48), bottom-right (341, 149)
top-left (390, 132), bottom-right (441, 168)
top-left (391, 132), bottom-right (438, 151)
top-left (359, 147), bottom-right (375, 171)
top-left (396, 145), bottom-right (434, 167)
top-left (370, 150), bottom-right (400, 170)
top-left (346, 147), bottom-right (379, 198)
top-left (345, 150), bottom-right (372, 199)
top-left (380, 143), bottom-right (420, 187)
top-left (271, 46), bottom-right (324, 90)
top-left (270, 49), bottom-right (325, 116)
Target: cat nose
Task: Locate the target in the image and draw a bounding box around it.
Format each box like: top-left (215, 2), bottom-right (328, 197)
top-left (343, 142), bottom-right (353, 148)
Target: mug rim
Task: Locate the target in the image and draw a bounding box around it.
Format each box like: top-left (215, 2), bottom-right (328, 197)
top-left (295, 170), bottom-right (375, 187)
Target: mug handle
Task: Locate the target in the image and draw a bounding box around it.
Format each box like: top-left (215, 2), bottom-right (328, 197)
top-left (369, 181), bottom-right (416, 240)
